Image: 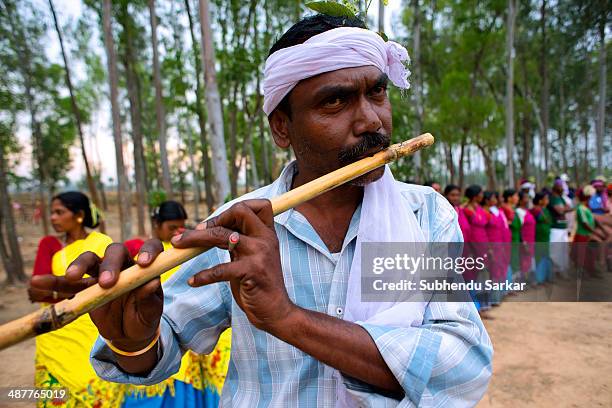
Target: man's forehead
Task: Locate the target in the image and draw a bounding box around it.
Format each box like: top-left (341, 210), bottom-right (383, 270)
top-left (297, 65), bottom-right (386, 90)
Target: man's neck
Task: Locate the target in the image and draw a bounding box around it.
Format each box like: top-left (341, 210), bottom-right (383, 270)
top-left (291, 166), bottom-right (364, 210)
top-left (290, 165), bottom-right (363, 252)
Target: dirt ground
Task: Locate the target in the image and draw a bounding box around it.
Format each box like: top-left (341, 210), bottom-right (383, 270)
top-left (1, 203), bottom-right (611, 407)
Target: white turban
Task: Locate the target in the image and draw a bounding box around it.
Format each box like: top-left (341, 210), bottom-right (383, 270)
top-left (263, 27), bottom-right (411, 115)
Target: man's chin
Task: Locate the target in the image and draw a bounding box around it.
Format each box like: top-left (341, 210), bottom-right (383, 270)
top-left (348, 167), bottom-right (385, 187)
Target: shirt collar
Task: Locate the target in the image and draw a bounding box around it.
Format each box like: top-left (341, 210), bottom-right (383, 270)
top-left (270, 160), bottom-right (362, 259)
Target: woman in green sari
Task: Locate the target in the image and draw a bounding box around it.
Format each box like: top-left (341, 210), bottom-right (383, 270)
top-left (531, 192), bottom-right (553, 284)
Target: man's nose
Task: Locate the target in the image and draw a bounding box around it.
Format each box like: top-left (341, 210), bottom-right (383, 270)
top-left (352, 95), bottom-right (383, 135)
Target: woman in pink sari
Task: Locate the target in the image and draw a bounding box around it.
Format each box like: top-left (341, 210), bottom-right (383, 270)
top-left (482, 192), bottom-right (506, 282)
top-left (517, 191), bottom-right (536, 280)
top-left (463, 185), bottom-right (491, 314)
top-left (444, 184), bottom-right (470, 241)
top-left (482, 191), bottom-right (512, 304)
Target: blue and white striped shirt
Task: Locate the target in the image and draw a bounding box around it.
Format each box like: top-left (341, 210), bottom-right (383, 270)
top-left (91, 162), bottom-right (493, 407)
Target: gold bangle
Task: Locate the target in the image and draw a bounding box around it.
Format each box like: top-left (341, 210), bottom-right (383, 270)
top-left (103, 327), bottom-right (161, 357)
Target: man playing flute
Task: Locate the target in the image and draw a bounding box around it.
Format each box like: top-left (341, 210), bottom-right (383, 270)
top-left (32, 14), bottom-right (492, 407)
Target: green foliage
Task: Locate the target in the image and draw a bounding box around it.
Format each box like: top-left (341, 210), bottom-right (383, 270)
top-left (148, 190), bottom-right (167, 209)
top-left (1, 0), bottom-right (607, 200)
top-left (0, 0), bottom-right (76, 192)
top-left (305, 1), bottom-right (357, 18)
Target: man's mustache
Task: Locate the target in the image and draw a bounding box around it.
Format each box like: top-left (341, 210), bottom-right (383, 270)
top-left (338, 133), bottom-right (391, 166)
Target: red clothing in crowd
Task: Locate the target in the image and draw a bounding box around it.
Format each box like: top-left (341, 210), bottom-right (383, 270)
top-left (32, 236), bottom-right (63, 276)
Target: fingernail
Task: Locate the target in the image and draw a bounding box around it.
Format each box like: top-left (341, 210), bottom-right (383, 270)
top-left (195, 222), bottom-right (207, 231)
top-left (100, 270), bottom-right (113, 284)
top-left (138, 252), bottom-right (150, 263)
top-left (188, 277), bottom-right (195, 286)
top-left (171, 234), bottom-right (183, 244)
top-left (66, 265), bottom-right (78, 275)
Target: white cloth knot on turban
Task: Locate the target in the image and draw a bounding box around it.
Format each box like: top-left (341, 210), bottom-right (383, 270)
top-left (263, 27), bottom-right (411, 116)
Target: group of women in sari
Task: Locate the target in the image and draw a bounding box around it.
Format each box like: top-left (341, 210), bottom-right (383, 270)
top-left (443, 178), bottom-right (611, 314)
top-left (29, 191), bottom-right (230, 407)
top-left (444, 184), bottom-right (554, 317)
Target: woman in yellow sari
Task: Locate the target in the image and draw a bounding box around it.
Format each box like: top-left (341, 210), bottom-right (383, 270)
top-left (28, 191), bottom-right (124, 407)
top-left (122, 201), bottom-right (231, 408)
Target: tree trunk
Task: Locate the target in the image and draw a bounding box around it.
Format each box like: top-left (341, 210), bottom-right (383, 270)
top-left (539, 0), bottom-right (549, 172)
top-left (199, 0), bottom-right (231, 207)
top-left (596, 18), bottom-right (606, 175)
top-left (98, 174), bottom-right (108, 211)
top-left (378, 0), bottom-right (384, 32)
top-left (458, 133), bottom-right (467, 188)
top-left (477, 143), bottom-right (497, 190)
top-left (120, 5), bottom-right (148, 237)
top-left (520, 112), bottom-right (530, 180)
top-left (33, 123), bottom-right (49, 237)
top-left (48, 0), bottom-right (105, 233)
top-left (184, 114), bottom-right (201, 221)
top-left (229, 86), bottom-right (238, 197)
top-left (93, 136), bottom-right (109, 211)
top-left (572, 132), bottom-right (579, 185)
top-left (583, 128), bottom-right (589, 184)
top-left (505, 0), bottom-right (516, 187)
top-left (185, 0), bottom-right (214, 211)
top-left (102, 0), bottom-right (132, 241)
top-left (559, 81), bottom-right (569, 175)
top-left (148, 0), bottom-right (173, 198)
top-left (412, 0), bottom-right (422, 182)
top-left (242, 86), bottom-right (261, 191)
top-left (443, 142), bottom-right (455, 185)
top-left (0, 146), bottom-right (26, 284)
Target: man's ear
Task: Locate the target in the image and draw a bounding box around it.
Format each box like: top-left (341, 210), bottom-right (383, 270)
top-left (268, 110), bottom-right (291, 149)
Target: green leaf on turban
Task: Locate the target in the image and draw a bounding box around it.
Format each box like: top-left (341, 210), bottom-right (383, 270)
top-left (305, 1), bottom-right (357, 19)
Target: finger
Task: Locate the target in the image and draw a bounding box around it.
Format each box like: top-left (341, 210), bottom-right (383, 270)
top-left (206, 200), bottom-right (273, 236)
top-left (27, 286), bottom-right (75, 301)
top-left (29, 275), bottom-right (97, 298)
top-left (65, 251), bottom-right (102, 281)
top-left (171, 225), bottom-right (237, 250)
top-left (98, 243), bottom-right (133, 288)
top-left (30, 275), bottom-right (94, 293)
top-left (30, 274), bottom-right (58, 291)
top-left (132, 278), bottom-right (164, 327)
top-left (54, 276), bottom-right (98, 293)
top-left (188, 260), bottom-right (245, 287)
top-left (136, 239), bottom-right (164, 266)
top-left (247, 199), bottom-right (275, 228)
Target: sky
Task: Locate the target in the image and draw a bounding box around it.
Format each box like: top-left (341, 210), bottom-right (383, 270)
top-left (14, 0), bottom-right (405, 185)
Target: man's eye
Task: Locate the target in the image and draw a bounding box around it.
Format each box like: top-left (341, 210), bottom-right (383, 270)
top-left (370, 86), bottom-right (387, 96)
top-left (323, 97), bottom-right (344, 108)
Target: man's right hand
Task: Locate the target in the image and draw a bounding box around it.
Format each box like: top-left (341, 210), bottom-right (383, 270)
top-left (65, 240), bottom-right (165, 353)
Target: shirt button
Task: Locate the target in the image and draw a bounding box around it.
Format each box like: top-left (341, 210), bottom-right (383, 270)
top-left (336, 307), bottom-right (343, 316)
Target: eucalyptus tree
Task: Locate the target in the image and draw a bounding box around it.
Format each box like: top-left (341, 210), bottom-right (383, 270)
top-left (148, 0), bottom-right (173, 198)
top-left (0, 78), bottom-right (26, 284)
top-left (199, 0), bottom-right (231, 206)
top-left (118, 0), bottom-right (149, 236)
top-left (102, 0), bottom-right (132, 241)
top-left (48, 0), bottom-right (105, 232)
top-left (184, 0), bottom-right (214, 211)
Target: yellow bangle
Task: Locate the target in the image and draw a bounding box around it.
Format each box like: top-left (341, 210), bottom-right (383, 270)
top-left (104, 327), bottom-right (161, 357)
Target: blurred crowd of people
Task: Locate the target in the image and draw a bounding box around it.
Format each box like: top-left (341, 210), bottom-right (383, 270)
top-left (425, 176), bottom-right (611, 318)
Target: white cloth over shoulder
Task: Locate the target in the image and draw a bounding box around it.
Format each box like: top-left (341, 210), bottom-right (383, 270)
top-left (263, 27), bottom-right (411, 115)
top-left (337, 166), bottom-right (428, 407)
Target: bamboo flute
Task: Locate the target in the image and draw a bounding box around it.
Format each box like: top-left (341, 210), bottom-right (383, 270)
top-left (0, 133), bottom-right (434, 351)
